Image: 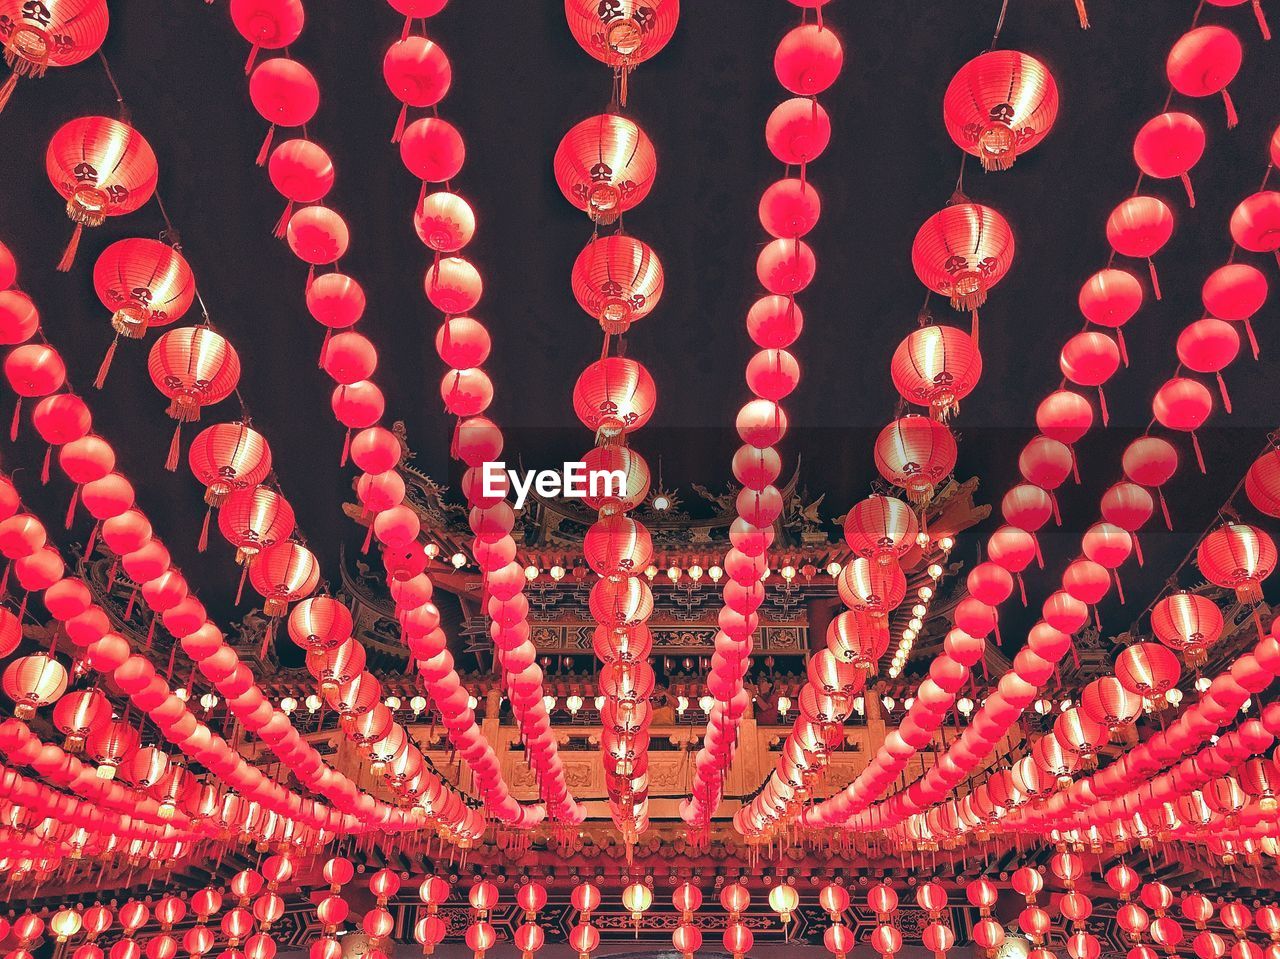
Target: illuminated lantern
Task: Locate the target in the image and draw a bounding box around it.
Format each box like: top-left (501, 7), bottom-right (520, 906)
top-left (90, 246), bottom-right (193, 390)
top-left (382, 36), bottom-right (451, 142)
top-left (188, 422), bottom-right (272, 507)
top-left (584, 514), bottom-right (653, 576)
top-left (554, 113), bottom-right (657, 223)
top-left (843, 494), bottom-right (919, 565)
top-left (911, 202), bottom-right (1015, 335)
top-left (571, 234), bottom-right (663, 334)
top-left (419, 875), bottom-right (450, 913)
top-left (756, 237), bottom-right (815, 294)
top-left (1230, 192), bottom-right (1280, 269)
top-left (1119, 904), bottom-right (1152, 942)
top-left (267, 138), bottom-right (334, 236)
top-left (1078, 267), bottom-right (1143, 367)
top-left (767, 96), bottom-right (831, 166)
top-left (720, 882), bottom-right (751, 919)
top-left (868, 883), bottom-right (898, 920)
top-left (769, 883), bottom-right (800, 929)
top-left (1013, 866), bottom-right (1044, 903)
top-left (872, 924), bottom-right (903, 959)
top-left (874, 415), bottom-right (957, 504)
top-left (1054, 707), bottom-right (1108, 766)
top-left (1069, 934), bottom-right (1103, 959)
top-left (52, 686), bottom-right (107, 749)
top-left (149, 326), bottom-right (241, 471)
top-left (1107, 865), bottom-right (1140, 901)
top-left (248, 58), bottom-right (318, 164)
top-left (565, 0), bottom-right (679, 99)
top-left (6, 342), bottom-right (67, 439)
top-left (573, 357), bottom-right (656, 440)
top-left (230, 0), bottom-right (304, 72)
top-left (1153, 377), bottom-right (1213, 472)
top-left (571, 881), bottom-right (601, 918)
top-left (469, 879), bottom-right (497, 917)
top-left (582, 444), bottom-right (649, 513)
top-left (672, 924), bottom-right (702, 959)
top-left (1166, 26), bottom-right (1244, 127)
top-left (890, 323), bottom-right (982, 418)
top-left (1247, 448), bottom-right (1280, 516)
top-left (827, 610), bottom-right (888, 669)
top-left (1106, 196), bottom-right (1173, 299)
top-left (837, 557), bottom-right (906, 619)
top-left (942, 50), bottom-right (1058, 171)
top-left (0, 288), bottom-right (38, 343)
top-left (286, 205), bottom-right (350, 287)
top-left (723, 922), bottom-right (753, 959)
top-left (1151, 591), bottom-right (1222, 665)
top-left (514, 924), bottom-right (543, 959)
top-left (622, 882), bottom-right (653, 930)
top-left (825, 923), bottom-right (855, 959)
top-left (399, 116), bottom-right (465, 188)
top-left (219, 487), bottom-right (296, 599)
top-left (820, 883), bottom-right (851, 920)
top-left (774, 22), bottom-right (842, 95)
top-left (415, 192), bottom-right (474, 256)
top-left (86, 718), bottom-right (138, 779)
top-left (464, 921), bottom-right (496, 959)
top-left (1134, 112), bottom-right (1205, 206)
top-left (250, 541), bottom-right (320, 617)
top-left (1203, 262), bottom-right (1267, 359)
top-left (1183, 895), bottom-right (1216, 930)
top-left (2, 652), bottom-right (68, 719)
top-left (974, 918), bottom-right (1006, 958)
top-left (1081, 676), bottom-right (1142, 730)
top-left (46, 116), bottom-right (158, 271)
top-left (0, 0), bottom-right (108, 112)
top-left (425, 256), bottom-right (483, 313)
top-left (1123, 437), bottom-right (1179, 528)
top-left (1178, 318), bottom-right (1240, 411)
top-left (923, 923), bottom-right (956, 959)
top-left (1198, 523), bottom-right (1277, 605)
top-left (1115, 642), bottom-right (1181, 704)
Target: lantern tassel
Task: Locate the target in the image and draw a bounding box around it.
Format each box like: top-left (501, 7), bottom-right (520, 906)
top-left (64, 486), bottom-right (79, 529)
top-left (93, 335), bottom-right (119, 390)
top-left (41, 446), bottom-right (51, 485)
top-left (1070, 446), bottom-right (1081, 484)
top-left (0, 72), bottom-right (18, 114)
top-left (1252, 0), bottom-right (1271, 39)
top-left (1113, 568), bottom-right (1125, 604)
top-left (57, 222), bottom-right (84, 273)
top-left (7, 397), bottom-right (17, 441)
top-left (1191, 431), bottom-right (1206, 474)
top-left (306, 263), bottom-right (315, 292)
top-left (1133, 531), bottom-right (1144, 565)
top-left (1244, 317), bottom-right (1261, 359)
top-left (1216, 371), bottom-right (1233, 413)
top-left (392, 103), bottom-right (408, 143)
top-left (361, 522), bottom-right (374, 554)
top-left (340, 427), bottom-right (352, 466)
top-left (197, 505), bottom-right (211, 553)
top-left (258, 616), bottom-right (277, 660)
top-left (1158, 488), bottom-right (1173, 530)
top-left (1098, 384), bottom-right (1109, 426)
top-left (1017, 571), bottom-right (1027, 606)
top-left (244, 42), bottom-right (260, 74)
top-left (1050, 491), bottom-right (1061, 526)
top-left (235, 561), bottom-right (249, 606)
top-left (253, 122), bottom-right (273, 165)
top-left (1116, 327), bottom-right (1130, 367)
top-left (165, 422), bottom-right (183, 472)
top-left (273, 200), bottom-right (294, 239)
top-left (1033, 531), bottom-right (1044, 568)
top-left (318, 326), bottom-right (332, 369)
top-left (1075, 0), bottom-right (1090, 27)
top-left (1147, 257), bottom-right (1162, 300)
top-left (1222, 88), bottom-right (1238, 128)
top-left (1180, 172), bottom-right (1196, 208)
top-left (970, 308), bottom-right (979, 348)
top-left (85, 521), bottom-right (99, 561)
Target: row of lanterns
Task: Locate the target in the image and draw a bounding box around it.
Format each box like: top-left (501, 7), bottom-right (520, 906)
top-left (687, 0), bottom-right (847, 836)
top-left (380, 0), bottom-right (583, 821)
top-left (555, 0), bottom-right (679, 847)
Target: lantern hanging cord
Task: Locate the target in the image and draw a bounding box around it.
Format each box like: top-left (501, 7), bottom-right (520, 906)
top-left (988, 0), bottom-right (1011, 50)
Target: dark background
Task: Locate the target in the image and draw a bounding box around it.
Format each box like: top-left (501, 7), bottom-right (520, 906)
top-left (0, 0), bottom-right (1278, 658)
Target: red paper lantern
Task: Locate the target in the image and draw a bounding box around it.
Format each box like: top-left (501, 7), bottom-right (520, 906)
top-left (1115, 642), bottom-right (1181, 701)
top-left (943, 50), bottom-right (1059, 171)
top-left (911, 202), bottom-right (1015, 325)
top-left (286, 205), bottom-right (349, 278)
top-left (1246, 449), bottom-right (1280, 517)
top-left (1197, 522), bottom-right (1277, 604)
top-left (1106, 196), bottom-right (1173, 298)
top-left (1079, 268), bottom-right (1143, 364)
top-left (774, 23), bottom-right (842, 95)
top-left (2, 652), bottom-right (68, 719)
top-left (843, 494), bottom-right (919, 564)
top-left (0, 0), bottom-right (108, 111)
top-left (564, 0), bottom-right (679, 70)
top-left (267, 139), bottom-right (334, 236)
top-left (248, 58), bottom-right (318, 164)
top-left (766, 97), bottom-right (831, 166)
top-left (1166, 25), bottom-right (1243, 127)
top-left (230, 0), bottom-right (304, 73)
top-left (399, 116), bottom-right (465, 184)
top-left (722, 922), bottom-right (753, 959)
top-left (554, 113), bottom-right (657, 223)
top-left (572, 357), bottom-right (656, 439)
top-left (149, 327), bottom-right (241, 471)
top-left (1230, 192), bottom-right (1280, 264)
top-left (672, 924), bottom-right (702, 959)
top-left (46, 116), bottom-right (158, 271)
top-left (1151, 591), bottom-right (1222, 664)
top-left (1134, 112), bottom-right (1205, 206)
top-left (1152, 377), bottom-right (1213, 472)
top-left (382, 37), bottom-right (451, 141)
top-left (415, 193), bottom-right (475, 253)
top-left (571, 235), bottom-right (663, 334)
top-left (890, 323), bottom-right (982, 418)
top-left (1178, 318), bottom-right (1240, 411)
top-left (188, 421), bottom-right (272, 507)
top-left (1203, 262), bottom-right (1267, 359)
top-left (874, 414), bottom-right (957, 503)
top-left (250, 541), bottom-right (320, 616)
